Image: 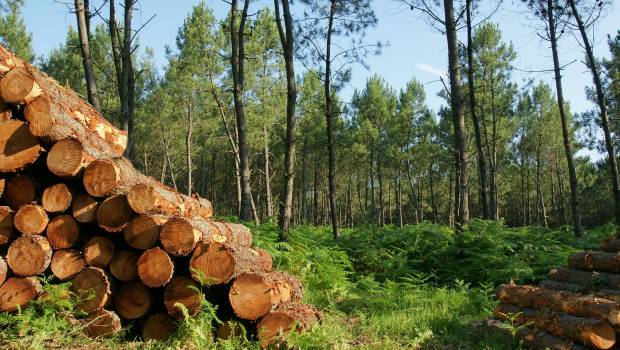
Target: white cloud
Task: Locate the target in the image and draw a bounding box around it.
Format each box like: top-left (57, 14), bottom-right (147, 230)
top-left (416, 63), bottom-right (446, 78)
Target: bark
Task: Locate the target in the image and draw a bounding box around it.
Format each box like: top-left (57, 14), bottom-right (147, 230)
top-left (483, 318), bottom-right (585, 350)
top-left (229, 271), bottom-right (303, 321)
top-left (497, 283), bottom-right (620, 326)
top-left (74, 0), bottom-right (101, 111)
top-left (466, 0), bottom-right (489, 220)
top-left (547, 0), bottom-right (582, 237)
top-left (567, 0), bottom-right (620, 226)
top-left (494, 302), bottom-right (615, 349)
top-left (0, 45), bottom-right (127, 155)
top-left (568, 251), bottom-right (620, 273)
top-left (601, 237), bottom-right (620, 252)
top-left (83, 158), bottom-right (212, 219)
top-left (325, 0), bottom-right (339, 239)
top-left (549, 267), bottom-right (620, 290)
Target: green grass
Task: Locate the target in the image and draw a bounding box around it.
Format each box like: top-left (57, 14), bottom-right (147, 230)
top-left (0, 221), bottom-right (613, 349)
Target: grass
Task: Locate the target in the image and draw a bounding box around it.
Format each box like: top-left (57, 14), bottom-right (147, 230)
top-left (0, 220), bottom-right (613, 349)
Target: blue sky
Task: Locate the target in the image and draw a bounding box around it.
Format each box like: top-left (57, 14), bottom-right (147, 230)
top-left (21, 0), bottom-right (619, 117)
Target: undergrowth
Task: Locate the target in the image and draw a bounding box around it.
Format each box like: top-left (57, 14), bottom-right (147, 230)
top-left (0, 220), bottom-right (612, 349)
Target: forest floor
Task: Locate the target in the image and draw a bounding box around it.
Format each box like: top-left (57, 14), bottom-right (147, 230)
top-left (0, 220), bottom-right (611, 349)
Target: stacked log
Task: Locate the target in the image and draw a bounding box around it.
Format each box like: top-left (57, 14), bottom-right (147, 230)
top-left (487, 229), bottom-right (620, 349)
top-left (0, 43), bottom-right (317, 348)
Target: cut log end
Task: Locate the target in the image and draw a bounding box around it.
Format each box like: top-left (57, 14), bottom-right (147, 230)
top-left (24, 96), bottom-right (53, 137)
top-left (127, 183), bottom-right (158, 214)
top-left (124, 214), bottom-right (164, 250)
top-left (96, 194), bottom-right (133, 232)
top-left (137, 247), bottom-right (174, 288)
top-left (0, 206), bottom-right (14, 245)
top-left (0, 120), bottom-right (40, 173)
top-left (190, 243), bottom-right (234, 285)
top-left (14, 204), bottom-right (49, 235)
top-left (46, 214), bottom-right (79, 249)
top-left (71, 267), bottom-right (111, 313)
top-left (50, 249), bottom-right (85, 281)
top-left (163, 276), bottom-right (201, 319)
top-left (0, 68), bottom-right (41, 104)
top-left (0, 277), bottom-right (41, 312)
top-left (257, 304), bottom-right (320, 348)
top-left (42, 183), bottom-right (73, 213)
top-left (84, 309), bottom-right (121, 338)
top-left (5, 174), bottom-right (36, 210)
top-left (83, 236), bottom-right (115, 268)
top-left (47, 138), bottom-right (85, 177)
top-left (0, 256), bottom-right (7, 285)
top-left (109, 250), bottom-right (139, 282)
top-left (72, 193), bottom-right (98, 223)
top-left (83, 159), bottom-right (120, 197)
top-left (229, 272), bottom-right (303, 321)
top-left (142, 312), bottom-right (175, 341)
top-left (7, 234), bottom-right (52, 276)
top-left (115, 281), bottom-right (150, 319)
top-left (160, 218), bottom-right (199, 256)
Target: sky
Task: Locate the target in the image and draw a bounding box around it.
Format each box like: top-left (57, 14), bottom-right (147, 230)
top-left (20, 0), bottom-right (620, 120)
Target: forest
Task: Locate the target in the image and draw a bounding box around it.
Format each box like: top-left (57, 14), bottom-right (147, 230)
top-left (0, 0), bottom-right (620, 348)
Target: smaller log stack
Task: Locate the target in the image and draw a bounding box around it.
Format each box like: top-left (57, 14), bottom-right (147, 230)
top-left (485, 228), bottom-right (620, 350)
top-left (0, 44), bottom-right (319, 348)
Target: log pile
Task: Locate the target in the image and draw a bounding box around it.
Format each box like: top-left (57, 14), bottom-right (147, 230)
top-left (0, 44), bottom-right (319, 347)
top-left (486, 227), bottom-right (620, 349)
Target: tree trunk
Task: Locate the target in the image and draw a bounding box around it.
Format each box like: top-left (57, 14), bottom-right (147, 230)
top-left (378, 158), bottom-right (384, 226)
top-left (483, 318), bottom-right (585, 350)
top-left (74, 0), bottom-right (101, 111)
top-left (429, 163), bottom-right (437, 223)
top-left (567, 0), bottom-right (620, 226)
top-left (186, 97), bottom-right (193, 196)
top-left (547, 0), bottom-right (582, 237)
top-left (301, 137), bottom-right (308, 224)
top-left (274, 0), bottom-right (297, 238)
top-left (230, 0), bottom-right (253, 222)
top-left (257, 303), bottom-right (320, 348)
top-left (466, 0), bottom-right (490, 220)
top-left (444, 0), bottom-right (469, 231)
top-left (325, 0), bottom-right (339, 239)
top-left (263, 125), bottom-right (273, 218)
